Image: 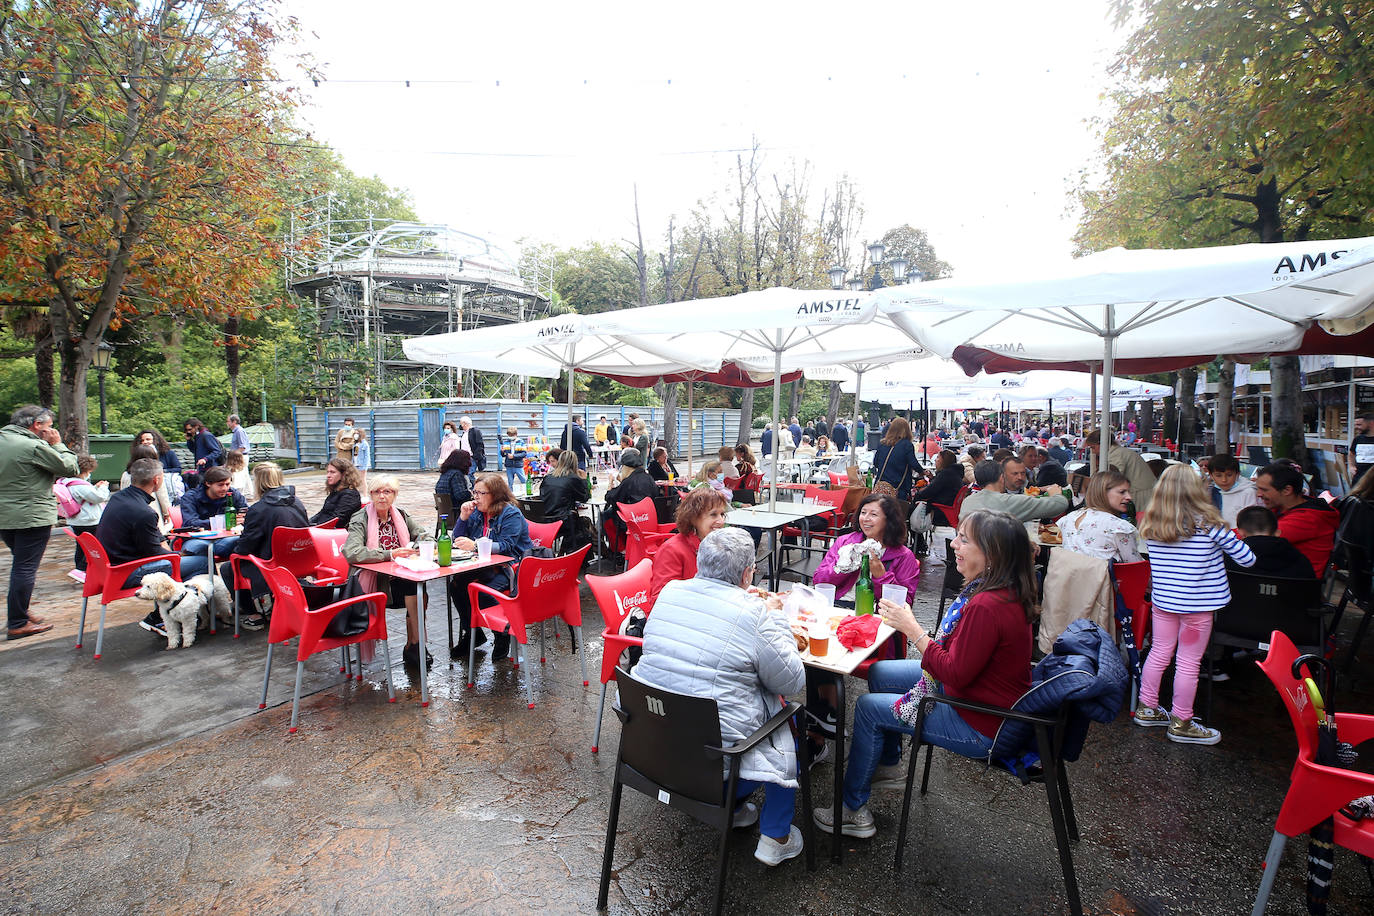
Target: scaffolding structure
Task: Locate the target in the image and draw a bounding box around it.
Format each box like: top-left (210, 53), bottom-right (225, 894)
top-left (284, 195), bottom-right (552, 404)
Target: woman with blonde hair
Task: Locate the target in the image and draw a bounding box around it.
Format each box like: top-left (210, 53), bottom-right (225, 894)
top-left (221, 461), bottom-right (309, 628)
top-left (343, 475), bottom-right (431, 666)
top-left (1059, 470), bottom-right (1142, 563)
top-left (224, 448), bottom-right (254, 501)
top-left (1133, 464), bottom-right (1255, 745)
top-left (693, 459), bottom-right (733, 499)
top-left (630, 418), bottom-right (650, 456)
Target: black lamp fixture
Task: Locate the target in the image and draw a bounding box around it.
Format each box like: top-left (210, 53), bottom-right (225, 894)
top-left (93, 341), bottom-right (114, 434)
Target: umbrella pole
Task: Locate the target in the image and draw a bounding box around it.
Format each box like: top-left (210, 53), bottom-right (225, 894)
top-left (1100, 309), bottom-right (1116, 471)
top-left (687, 380), bottom-right (694, 477)
top-left (769, 332), bottom-right (783, 512)
top-left (851, 368), bottom-right (863, 462)
top-left (1089, 365), bottom-right (1098, 475)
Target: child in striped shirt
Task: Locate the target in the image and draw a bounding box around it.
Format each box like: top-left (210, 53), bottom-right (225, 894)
top-left (1134, 464), bottom-right (1255, 745)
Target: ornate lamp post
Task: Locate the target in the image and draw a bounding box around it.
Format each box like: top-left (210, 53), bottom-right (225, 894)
top-left (93, 341), bottom-right (114, 434)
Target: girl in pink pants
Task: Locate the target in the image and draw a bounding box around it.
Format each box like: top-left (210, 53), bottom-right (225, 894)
top-left (1134, 465), bottom-right (1254, 745)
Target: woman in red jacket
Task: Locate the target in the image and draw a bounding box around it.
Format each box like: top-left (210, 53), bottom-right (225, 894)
top-left (814, 509), bottom-right (1035, 839)
top-left (647, 486), bottom-right (730, 607)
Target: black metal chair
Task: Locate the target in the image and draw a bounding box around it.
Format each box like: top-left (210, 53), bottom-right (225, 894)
top-left (894, 694), bottom-right (1083, 916)
top-left (596, 669), bottom-right (815, 915)
top-left (1246, 445), bottom-right (1271, 466)
top-left (1328, 500), bottom-right (1374, 673)
top-left (1203, 570), bottom-right (1327, 720)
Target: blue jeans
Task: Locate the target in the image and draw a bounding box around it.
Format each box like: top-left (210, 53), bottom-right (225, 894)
top-left (735, 779), bottom-right (797, 839)
top-left (121, 553), bottom-right (210, 589)
top-left (843, 660), bottom-right (992, 811)
top-left (505, 467), bottom-right (525, 487)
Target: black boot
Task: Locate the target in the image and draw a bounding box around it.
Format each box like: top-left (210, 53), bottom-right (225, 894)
top-left (491, 631), bottom-right (511, 660)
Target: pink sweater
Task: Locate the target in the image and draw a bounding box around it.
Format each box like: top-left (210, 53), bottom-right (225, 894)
top-left (813, 531), bottom-right (921, 598)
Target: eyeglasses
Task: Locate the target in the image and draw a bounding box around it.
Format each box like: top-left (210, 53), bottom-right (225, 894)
top-left (473, 489), bottom-right (490, 496)
top-left (373, 488), bottom-right (397, 495)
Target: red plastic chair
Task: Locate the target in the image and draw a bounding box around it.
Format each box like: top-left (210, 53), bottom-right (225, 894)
top-left (585, 558), bottom-right (655, 752)
top-left (309, 528), bottom-right (349, 584)
top-left (620, 496), bottom-right (674, 534)
top-left (528, 519), bottom-right (564, 552)
top-left (169, 505), bottom-right (183, 527)
top-left (268, 525), bottom-right (325, 580)
top-left (249, 556), bottom-right (395, 733)
top-left (466, 545), bottom-right (592, 707)
top-left (75, 533), bottom-right (182, 660)
top-left (828, 470), bottom-right (849, 488)
top-left (1112, 560), bottom-right (1152, 712)
top-left (623, 511), bottom-right (673, 570)
top-left (314, 516), bottom-right (339, 530)
top-left (951, 484), bottom-right (972, 519)
top-left (1251, 630), bottom-right (1374, 913)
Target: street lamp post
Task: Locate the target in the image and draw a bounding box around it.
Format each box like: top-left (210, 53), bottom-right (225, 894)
top-left (93, 342), bottom-right (114, 434)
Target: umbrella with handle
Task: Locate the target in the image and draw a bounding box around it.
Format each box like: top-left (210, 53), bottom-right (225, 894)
top-left (875, 236), bottom-right (1374, 466)
top-left (604, 287), bottom-right (931, 510)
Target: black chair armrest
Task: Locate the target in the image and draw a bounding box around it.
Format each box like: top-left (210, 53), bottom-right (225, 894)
top-left (711, 702), bottom-right (801, 758)
top-left (919, 693), bottom-right (1062, 728)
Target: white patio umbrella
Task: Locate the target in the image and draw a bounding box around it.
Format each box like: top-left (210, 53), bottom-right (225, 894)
top-left (401, 312), bottom-right (721, 462)
top-left (875, 235), bottom-right (1374, 457)
top-left (603, 288), bottom-right (931, 509)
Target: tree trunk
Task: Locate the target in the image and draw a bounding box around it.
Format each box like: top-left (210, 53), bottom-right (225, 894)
top-left (1177, 367), bottom-right (1200, 444)
top-left (1139, 399), bottom-right (1154, 439)
top-left (35, 333), bottom-right (55, 409)
top-left (787, 380), bottom-right (802, 422)
top-left (1215, 359), bottom-right (1236, 454)
top-left (737, 387), bottom-right (755, 447)
top-left (166, 315), bottom-right (185, 383)
top-left (1269, 354), bottom-right (1308, 467)
top-left (224, 314), bottom-right (241, 416)
top-left (657, 381), bottom-right (678, 456)
top-left (56, 341), bottom-right (91, 452)
top-left (1161, 371), bottom-right (1179, 441)
top-left (825, 381), bottom-right (842, 431)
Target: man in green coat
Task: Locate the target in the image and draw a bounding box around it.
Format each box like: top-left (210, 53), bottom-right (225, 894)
top-left (0, 405), bottom-right (79, 640)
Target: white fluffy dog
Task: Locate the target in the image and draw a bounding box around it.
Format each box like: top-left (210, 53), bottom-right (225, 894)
top-left (134, 572), bottom-right (230, 649)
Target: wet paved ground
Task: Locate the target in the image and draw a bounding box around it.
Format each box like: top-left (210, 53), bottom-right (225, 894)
top-left (3, 470), bottom-right (1374, 914)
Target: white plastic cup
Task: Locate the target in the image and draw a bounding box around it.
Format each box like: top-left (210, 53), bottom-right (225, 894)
top-left (209, 516), bottom-right (225, 533)
top-left (880, 584), bottom-right (909, 607)
top-left (476, 537), bottom-right (493, 561)
top-left (418, 541), bottom-right (436, 563)
top-left (813, 583), bottom-right (837, 606)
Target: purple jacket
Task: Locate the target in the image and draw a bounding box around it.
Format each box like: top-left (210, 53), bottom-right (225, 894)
top-left (813, 530), bottom-right (921, 598)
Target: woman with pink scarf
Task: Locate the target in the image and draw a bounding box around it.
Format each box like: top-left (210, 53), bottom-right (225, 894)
top-left (343, 474), bottom-right (432, 667)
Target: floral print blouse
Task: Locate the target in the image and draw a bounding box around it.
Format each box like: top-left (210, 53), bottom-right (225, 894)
top-left (1059, 508), bottom-right (1143, 563)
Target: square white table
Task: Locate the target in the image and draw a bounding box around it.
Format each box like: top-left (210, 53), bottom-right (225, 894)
top-left (728, 502), bottom-right (835, 590)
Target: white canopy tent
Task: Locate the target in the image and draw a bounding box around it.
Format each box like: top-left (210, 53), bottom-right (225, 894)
top-left (874, 236), bottom-right (1374, 449)
top-left (597, 287), bottom-right (932, 508)
top-left (401, 312), bottom-right (721, 466)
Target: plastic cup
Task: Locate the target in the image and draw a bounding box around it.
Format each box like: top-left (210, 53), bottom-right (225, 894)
top-left (813, 583), bottom-right (837, 606)
top-left (419, 541), bottom-right (436, 563)
top-left (476, 537), bottom-right (493, 561)
top-left (209, 516), bottom-right (225, 533)
top-left (808, 625), bottom-right (830, 658)
top-left (880, 584), bottom-right (909, 607)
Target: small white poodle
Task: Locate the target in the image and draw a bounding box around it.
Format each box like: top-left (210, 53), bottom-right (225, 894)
top-left (134, 572), bottom-right (231, 649)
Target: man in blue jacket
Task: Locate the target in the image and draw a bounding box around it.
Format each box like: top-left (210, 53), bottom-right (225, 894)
top-left (183, 417), bottom-right (223, 488)
top-left (561, 414), bottom-right (594, 469)
top-left (178, 467), bottom-right (246, 560)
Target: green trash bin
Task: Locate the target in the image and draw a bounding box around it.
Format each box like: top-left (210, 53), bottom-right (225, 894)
top-left (87, 434), bottom-right (135, 488)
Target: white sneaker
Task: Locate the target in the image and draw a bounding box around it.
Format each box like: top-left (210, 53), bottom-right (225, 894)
top-left (870, 762), bottom-right (908, 791)
top-left (806, 741), bottom-right (832, 770)
top-left (812, 803), bottom-right (877, 838)
top-left (753, 824), bottom-right (804, 866)
top-left (731, 801), bottom-right (759, 829)
top-left (67, 569), bottom-right (86, 583)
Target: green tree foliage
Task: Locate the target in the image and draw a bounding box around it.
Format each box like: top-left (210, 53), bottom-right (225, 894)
top-left (1074, 0), bottom-right (1374, 464)
top-left (877, 225), bottom-right (953, 283)
top-left (552, 242), bottom-right (641, 314)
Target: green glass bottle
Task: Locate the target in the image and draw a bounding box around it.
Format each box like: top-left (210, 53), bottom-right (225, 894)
top-left (225, 506), bottom-right (236, 529)
top-left (855, 554), bottom-right (875, 616)
top-left (437, 514), bottom-right (452, 567)
top-left (525, 474), bottom-right (533, 497)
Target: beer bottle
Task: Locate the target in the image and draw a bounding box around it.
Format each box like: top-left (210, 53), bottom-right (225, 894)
top-left (855, 554), bottom-right (875, 616)
top-left (437, 514), bottom-right (452, 567)
top-left (225, 507), bottom-right (236, 530)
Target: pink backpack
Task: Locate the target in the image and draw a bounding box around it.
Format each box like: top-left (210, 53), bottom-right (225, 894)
top-left (53, 478), bottom-right (82, 519)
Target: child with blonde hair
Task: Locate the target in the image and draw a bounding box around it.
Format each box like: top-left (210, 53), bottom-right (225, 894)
top-left (1134, 463), bottom-right (1255, 745)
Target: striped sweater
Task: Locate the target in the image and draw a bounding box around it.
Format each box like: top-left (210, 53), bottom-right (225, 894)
top-left (1146, 525), bottom-right (1256, 613)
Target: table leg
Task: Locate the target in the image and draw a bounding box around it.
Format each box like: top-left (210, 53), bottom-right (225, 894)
top-left (205, 540), bottom-right (217, 635)
top-left (832, 676), bottom-right (847, 865)
top-left (417, 581), bottom-right (431, 707)
top-left (768, 528), bottom-right (781, 591)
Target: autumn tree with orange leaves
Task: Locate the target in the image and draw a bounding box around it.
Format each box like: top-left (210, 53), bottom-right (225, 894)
top-left (0, 0), bottom-right (304, 448)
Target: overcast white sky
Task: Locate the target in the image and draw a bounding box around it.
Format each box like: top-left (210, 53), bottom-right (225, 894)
top-left (280, 0), bottom-right (1122, 279)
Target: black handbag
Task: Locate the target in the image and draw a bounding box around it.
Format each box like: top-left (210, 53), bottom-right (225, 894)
top-left (322, 571), bottom-right (372, 638)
